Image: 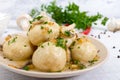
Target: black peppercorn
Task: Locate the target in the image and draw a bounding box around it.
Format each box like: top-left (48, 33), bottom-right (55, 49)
top-left (113, 46), bottom-right (115, 49)
top-left (117, 55), bottom-right (120, 58)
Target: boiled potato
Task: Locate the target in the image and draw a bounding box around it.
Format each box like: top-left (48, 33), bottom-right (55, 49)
top-left (28, 21), bottom-right (60, 46)
top-left (3, 35), bottom-right (34, 61)
top-left (71, 36), bottom-right (97, 62)
top-left (32, 41), bottom-right (66, 72)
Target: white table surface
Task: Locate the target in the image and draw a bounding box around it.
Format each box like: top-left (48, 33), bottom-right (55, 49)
top-left (0, 0), bottom-right (120, 80)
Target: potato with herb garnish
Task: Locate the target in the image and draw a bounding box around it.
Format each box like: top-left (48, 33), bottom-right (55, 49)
top-left (28, 21), bottom-right (60, 46)
top-left (3, 35), bottom-right (34, 61)
top-left (32, 41), bottom-right (66, 72)
top-left (71, 36), bottom-right (97, 62)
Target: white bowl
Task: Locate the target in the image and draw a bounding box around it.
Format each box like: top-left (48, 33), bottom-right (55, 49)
top-left (0, 13), bottom-right (10, 36)
top-left (0, 35), bottom-right (108, 78)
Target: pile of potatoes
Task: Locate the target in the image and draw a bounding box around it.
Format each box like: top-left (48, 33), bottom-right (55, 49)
top-left (3, 13), bottom-right (98, 72)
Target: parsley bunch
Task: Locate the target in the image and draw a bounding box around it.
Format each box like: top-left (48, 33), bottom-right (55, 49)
top-left (30, 1), bottom-right (108, 30)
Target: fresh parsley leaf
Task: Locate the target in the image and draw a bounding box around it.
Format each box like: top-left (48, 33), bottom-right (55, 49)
top-left (41, 45), bottom-right (44, 48)
top-left (48, 42), bottom-right (50, 46)
top-left (72, 60), bottom-right (86, 69)
top-left (73, 60), bottom-right (79, 64)
top-left (8, 37), bottom-right (17, 45)
top-left (77, 46), bottom-right (80, 49)
top-left (30, 9), bottom-right (40, 18)
top-left (48, 29), bottom-right (52, 34)
top-left (24, 45), bottom-right (27, 47)
top-left (29, 21), bottom-right (32, 24)
top-left (94, 23), bottom-right (97, 25)
top-left (36, 16), bottom-right (43, 20)
top-left (29, 16), bottom-right (43, 24)
top-left (44, 22), bottom-right (48, 24)
top-left (56, 38), bottom-right (66, 49)
top-left (23, 66), bottom-right (29, 71)
top-left (79, 64), bottom-right (86, 69)
top-left (88, 59), bottom-right (98, 65)
top-left (40, 26), bottom-right (44, 29)
top-left (71, 41), bottom-right (75, 46)
top-left (101, 17), bottom-right (109, 26)
top-left (30, 9), bottom-right (36, 17)
top-left (64, 31), bottom-right (71, 37)
top-left (65, 40), bottom-right (68, 43)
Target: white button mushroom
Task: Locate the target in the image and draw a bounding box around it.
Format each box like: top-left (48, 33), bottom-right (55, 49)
top-left (3, 35), bottom-right (34, 61)
top-left (71, 36), bottom-right (97, 62)
top-left (17, 14), bottom-right (32, 31)
top-left (60, 23), bottom-right (76, 47)
top-left (39, 11), bottom-right (53, 22)
top-left (16, 12), bottom-right (52, 31)
top-left (32, 42), bottom-right (66, 72)
top-left (61, 23), bottom-right (75, 33)
top-left (107, 18), bottom-right (120, 32)
top-left (64, 35), bottom-right (76, 48)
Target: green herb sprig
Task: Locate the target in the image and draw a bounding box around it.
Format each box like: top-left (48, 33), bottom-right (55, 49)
top-left (29, 16), bottom-right (43, 24)
top-left (101, 17), bottom-right (109, 26)
top-left (72, 60), bottom-right (86, 69)
top-left (30, 1), bottom-right (108, 30)
top-left (64, 31), bottom-right (71, 37)
top-left (48, 29), bottom-right (52, 34)
top-left (8, 37), bottom-right (17, 45)
top-left (88, 59), bottom-right (98, 66)
top-left (30, 9), bottom-right (40, 18)
top-left (56, 38), bottom-right (66, 49)
top-left (23, 66), bottom-right (29, 71)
